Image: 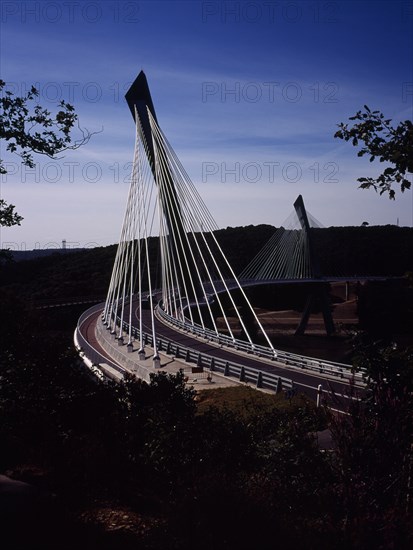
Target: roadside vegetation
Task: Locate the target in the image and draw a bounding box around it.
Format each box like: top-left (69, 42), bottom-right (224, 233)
top-left (2, 88), bottom-right (412, 547)
top-left (1, 225), bottom-right (413, 549)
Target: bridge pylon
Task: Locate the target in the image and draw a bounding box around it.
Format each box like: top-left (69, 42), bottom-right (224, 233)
top-left (239, 195), bottom-right (335, 336)
top-left (125, 71), bottom-right (200, 300)
top-left (293, 195), bottom-right (335, 336)
top-left (102, 71), bottom-right (278, 362)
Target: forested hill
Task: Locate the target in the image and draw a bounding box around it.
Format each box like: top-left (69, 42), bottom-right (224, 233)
top-left (214, 224), bottom-right (413, 277)
top-left (1, 224), bottom-right (412, 301)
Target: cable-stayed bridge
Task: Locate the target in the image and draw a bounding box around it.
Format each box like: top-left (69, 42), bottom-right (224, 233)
top-left (240, 198), bottom-right (324, 282)
top-left (76, 71), bottom-right (369, 407)
top-left (239, 193), bottom-right (336, 336)
top-left (102, 70), bottom-right (276, 363)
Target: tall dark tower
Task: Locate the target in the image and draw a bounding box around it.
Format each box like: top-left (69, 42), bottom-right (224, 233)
top-left (125, 71), bottom-right (199, 300)
top-left (293, 195), bottom-right (335, 336)
top-left (125, 71), bottom-right (158, 171)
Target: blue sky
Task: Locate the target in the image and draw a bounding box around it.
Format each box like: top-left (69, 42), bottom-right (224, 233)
top-left (1, 0), bottom-right (412, 250)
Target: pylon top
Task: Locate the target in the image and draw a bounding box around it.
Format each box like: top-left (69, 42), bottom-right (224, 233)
top-left (125, 70), bottom-right (158, 123)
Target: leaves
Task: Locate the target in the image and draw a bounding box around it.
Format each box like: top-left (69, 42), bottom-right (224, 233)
top-left (334, 107), bottom-right (413, 199)
top-left (0, 199), bottom-right (23, 226)
top-left (0, 80), bottom-right (99, 226)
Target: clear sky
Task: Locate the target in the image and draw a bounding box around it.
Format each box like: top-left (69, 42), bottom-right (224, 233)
top-left (1, 0), bottom-right (412, 250)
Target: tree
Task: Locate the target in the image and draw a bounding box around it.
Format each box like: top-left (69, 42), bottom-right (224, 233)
top-left (334, 106), bottom-right (413, 199)
top-left (0, 79), bottom-right (97, 226)
top-left (0, 199), bottom-right (23, 227)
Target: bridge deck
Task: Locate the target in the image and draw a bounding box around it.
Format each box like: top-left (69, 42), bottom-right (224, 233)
top-left (79, 309), bottom-right (253, 391)
top-left (143, 307), bottom-right (361, 410)
top-left (77, 301), bottom-right (364, 412)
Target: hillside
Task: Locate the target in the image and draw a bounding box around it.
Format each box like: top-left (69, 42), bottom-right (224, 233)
top-left (1, 223), bottom-right (412, 548)
top-left (1, 224), bottom-right (412, 303)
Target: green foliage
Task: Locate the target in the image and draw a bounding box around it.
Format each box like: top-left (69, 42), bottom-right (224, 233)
top-left (1, 222), bottom-right (413, 547)
top-left (330, 381), bottom-right (413, 547)
top-left (2, 225), bottom-right (413, 305)
top-left (335, 106), bottom-right (413, 199)
top-left (0, 198), bottom-right (23, 227)
top-left (0, 79), bottom-right (97, 227)
top-left (113, 371), bottom-right (197, 479)
top-left (196, 385), bottom-right (327, 429)
top-left (1, 303), bottom-right (412, 547)
top-left (213, 224), bottom-right (275, 273)
top-left (356, 280), bottom-right (413, 337)
top-left (0, 245), bottom-right (117, 300)
top-left (0, 79), bottom-right (90, 174)
top-left (312, 225), bottom-right (413, 277)
top-left (351, 334), bottom-right (413, 392)
top-left (327, 339), bottom-right (413, 547)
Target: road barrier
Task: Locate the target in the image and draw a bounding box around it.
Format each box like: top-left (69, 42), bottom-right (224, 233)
top-left (112, 314), bottom-right (294, 393)
top-left (76, 296), bottom-right (363, 393)
top-left (156, 302), bottom-right (364, 385)
top-left (75, 303), bottom-right (124, 377)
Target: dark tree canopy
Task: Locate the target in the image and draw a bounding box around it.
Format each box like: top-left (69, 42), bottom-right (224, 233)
top-left (0, 199), bottom-right (23, 227)
top-left (0, 79), bottom-right (96, 227)
top-left (334, 106), bottom-right (413, 199)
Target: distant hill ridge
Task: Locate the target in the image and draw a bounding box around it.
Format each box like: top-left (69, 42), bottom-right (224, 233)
top-left (8, 249), bottom-right (84, 262)
top-left (1, 225), bottom-right (412, 302)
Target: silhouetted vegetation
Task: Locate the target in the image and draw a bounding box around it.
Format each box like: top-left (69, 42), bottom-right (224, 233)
top-left (334, 107), bottom-right (413, 198)
top-left (311, 225), bottom-right (413, 277)
top-left (1, 224), bottom-right (413, 548)
top-left (356, 279), bottom-right (413, 337)
top-left (2, 224), bottom-right (413, 301)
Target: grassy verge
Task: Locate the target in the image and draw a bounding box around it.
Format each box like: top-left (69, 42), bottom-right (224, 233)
top-left (196, 385), bottom-right (328, 429)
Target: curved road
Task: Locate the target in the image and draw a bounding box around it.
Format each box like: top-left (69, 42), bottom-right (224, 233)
top-left (78, 302), bottom-right (362, 410)
top-left (132, 303), bottom-right (362, 410)
top-left (79, 308), bottom-right (124, 373)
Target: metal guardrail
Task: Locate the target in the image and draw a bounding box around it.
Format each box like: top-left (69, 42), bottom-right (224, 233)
top-left (75, 303), bottom-right (124, 375)
top-left (94, 320), bottom-right (155, 382)
top-left (77, 294), bottom-right (363, 393)
top-left (156, 303), bottom-right (364, 385)
top-left (115, 315), bottom-right (293, 393)
top-left (76, 302), bottom-right (293, 393)
top-left (167, 342), bottom-right (293, 393)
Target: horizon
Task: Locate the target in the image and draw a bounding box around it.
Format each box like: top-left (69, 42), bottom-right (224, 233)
top-left (1, 0), bottom-right (412, 250)
top-left (6, 220), bottom-right (412, 254)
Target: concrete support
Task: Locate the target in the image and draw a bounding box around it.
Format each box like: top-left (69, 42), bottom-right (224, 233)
top-left (239, 366), bottom-right (246, 382)
top-left (316, 384), bottom-right (323, 407)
